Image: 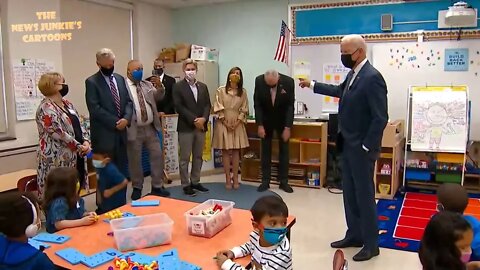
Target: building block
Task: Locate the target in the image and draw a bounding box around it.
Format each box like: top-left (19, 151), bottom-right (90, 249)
top-left (82, 248), bottom-right (123, 268)
top-left (131, 200), bottom-right (160, 207)
top-left (181, 261), bottom-right (202, 270)
top-left (119, 252), bottom-right (156, 265)
top-left (157, 249), bottom-right (181, 270)
top-left (28, 239), bottom-right (50, 250)
top-left (55, 248), bottom-right (86, 265)
top-left (32, 232), bottom-right (70, 244)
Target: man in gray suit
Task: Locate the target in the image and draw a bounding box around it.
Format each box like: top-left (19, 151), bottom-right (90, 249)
top-left (125, 60), bottom-right (170, 200)
top-left (173, 59), bottom-right (211, 197)
top-left (86, 48), bottom-right (133, 177)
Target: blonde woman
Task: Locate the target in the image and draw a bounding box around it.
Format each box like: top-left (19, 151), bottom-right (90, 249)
top-left (36, 72), bottom-right (90, 197)
top-left (213, 67), bottom-right (249, 189)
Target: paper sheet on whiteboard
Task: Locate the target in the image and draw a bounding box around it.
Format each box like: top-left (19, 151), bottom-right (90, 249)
top-left (293, 61), bottom-right (311, 79)
top-left (322, 63), bottom-right (349, 113)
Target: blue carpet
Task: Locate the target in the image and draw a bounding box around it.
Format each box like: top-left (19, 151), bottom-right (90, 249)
top-left (166, 182), bottom-right (280, 210)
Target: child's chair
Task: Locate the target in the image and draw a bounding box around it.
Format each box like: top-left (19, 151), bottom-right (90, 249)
top-left (16, 174), bottom-right (38, 192)
top-left (333, 249), bottom-right (348, 270)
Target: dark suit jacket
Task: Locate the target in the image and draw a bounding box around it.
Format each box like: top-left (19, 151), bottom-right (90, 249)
top-left (156, 74), bottom-right (176, 114)
top-left (313, 61), bottom-right (388, 153)
top-left (172, 79), bottom-right (211, 132)
top-left (85, 71), bottom-right (133, 153)
top-left (254, 73), bottom-right (295, 134)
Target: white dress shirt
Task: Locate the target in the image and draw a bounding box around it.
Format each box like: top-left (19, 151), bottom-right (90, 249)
top-left (188, 81), bottom-right (198, 102)
top-left (102, 73), bottom-right (119, 96)
top-left (127, 78), bottom-right (154, 126)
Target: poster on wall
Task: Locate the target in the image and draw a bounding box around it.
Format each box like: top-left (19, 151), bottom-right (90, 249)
top-left (293, 61), bottom-right (311, 79)
top-left (162, 115), bottom-right (179, 174)
top-left (322, 63), bottom-right (349, 113)
top-left (444, 48), bottom-right (469, 71)
top-left (13, 58), bottom-right (55, 121)
top-left (410, 86), bottom-right (468, 153)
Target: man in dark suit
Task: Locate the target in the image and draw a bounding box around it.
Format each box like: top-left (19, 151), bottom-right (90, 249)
top-left (254, 70), bottom-right (294, 193)
top-left (173, 58), bottom-right (211, 197)
top-left (125, 60), bottom-right (170, 200)
top-left (299, 34), bottom-right (388, 261)
top-left (150, 59), bottom-right (176, 115)
top-left (85, 48), bottom-right (133, 177)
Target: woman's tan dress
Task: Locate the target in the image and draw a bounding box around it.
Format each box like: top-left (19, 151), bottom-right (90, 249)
top-left (213, 86), bottom-right (250, 150)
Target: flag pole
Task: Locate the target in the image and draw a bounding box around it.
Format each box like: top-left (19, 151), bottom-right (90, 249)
top-left (287, 0), bottom-right (293, 76)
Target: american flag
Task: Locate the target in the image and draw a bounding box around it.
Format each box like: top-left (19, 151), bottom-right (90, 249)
top-left (274, 20), bottom-right (291, 65)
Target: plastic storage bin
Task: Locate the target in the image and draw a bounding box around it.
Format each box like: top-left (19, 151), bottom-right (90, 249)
top-left (436, 171), bottom-right (462, 183)
top-left (185, 199), bottom-right (235, 238)
top-left (110, 213), bottom-right (173, 251)
top-left (405, 168), bottom-right (431, 181)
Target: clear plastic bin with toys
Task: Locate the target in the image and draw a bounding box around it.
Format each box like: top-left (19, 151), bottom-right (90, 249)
top-left (110, 213), bottom-right (174, 252)
top-left (185, 199), bottom-right (235, 238)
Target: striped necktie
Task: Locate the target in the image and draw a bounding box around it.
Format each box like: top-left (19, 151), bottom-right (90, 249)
top-left (109, 76), bottom-right (121, 116)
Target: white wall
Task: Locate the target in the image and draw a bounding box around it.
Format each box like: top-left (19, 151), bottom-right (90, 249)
top-left (133, 2), bottom-right (172, 75)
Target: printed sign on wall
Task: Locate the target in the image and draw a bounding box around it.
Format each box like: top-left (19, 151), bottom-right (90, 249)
top-left (444, 48), bottom-right (469, 71)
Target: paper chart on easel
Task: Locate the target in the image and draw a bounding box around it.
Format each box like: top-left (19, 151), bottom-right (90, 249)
top-left (410, 86), bottom-right (468, 153)
top-left (13, 58), bottom-right (55, 120)
top-left (322, 63), bottom-right (349, 113)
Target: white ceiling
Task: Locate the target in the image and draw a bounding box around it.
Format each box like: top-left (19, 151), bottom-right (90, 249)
top-left (123, 0), bottom-right (243, 9)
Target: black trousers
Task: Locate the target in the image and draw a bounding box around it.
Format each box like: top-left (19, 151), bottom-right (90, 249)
top-left (261, 130), bottom-right (289, 185)
top-left (341, 142), bottom-right (378, 250)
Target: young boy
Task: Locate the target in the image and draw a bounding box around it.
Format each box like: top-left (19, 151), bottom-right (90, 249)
top-left (0, 192), bottom-right (56, 269)
top-left (92, 152), bottom-right (129, 214)
top-left (216, 195), bottom-right (292, 270)
top-left (437, 183), bottom-right (480, 261)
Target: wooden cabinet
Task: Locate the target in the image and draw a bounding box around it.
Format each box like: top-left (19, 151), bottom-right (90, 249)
top-left (374, 139), bottom-right (405, 199)
top-left (241, 121), bottom-right (328, 189)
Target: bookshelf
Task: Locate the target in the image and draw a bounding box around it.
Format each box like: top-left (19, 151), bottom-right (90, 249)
top-left (241, 120), bottom-right (328, 189)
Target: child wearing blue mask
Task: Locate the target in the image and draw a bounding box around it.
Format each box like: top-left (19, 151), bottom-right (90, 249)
top-left (0, 192), bottom-right (55, 270)
top-left (216, 195), bottom-right (292, 270)
top-left (437, 183), bottom-right (480, 262)
top-left (92, 153), bottom-right (129, 214)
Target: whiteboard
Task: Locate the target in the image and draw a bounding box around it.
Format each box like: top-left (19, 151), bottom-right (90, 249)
top-left (411, 89), bottom-right (468, 153)
top-left (372, 40), bottom-right (480, 140)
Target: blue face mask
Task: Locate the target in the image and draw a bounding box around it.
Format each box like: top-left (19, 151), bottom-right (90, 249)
top-left (132, 69), bottom-right (143, 82)
top-left (263, 227), bottom-right (287, 245)
top-left (92, 160), bottom-right (106, 169)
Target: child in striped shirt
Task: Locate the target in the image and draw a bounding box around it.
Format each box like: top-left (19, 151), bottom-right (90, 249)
top-left (216, 195), bottom-right (292, 270)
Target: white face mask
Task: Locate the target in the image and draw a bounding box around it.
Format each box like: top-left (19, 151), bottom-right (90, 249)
top-left (185, 70), bottom-right (197, 81)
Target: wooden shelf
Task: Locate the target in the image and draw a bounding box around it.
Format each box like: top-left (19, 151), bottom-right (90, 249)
top-left (374, 137), bottom-right (405, 200)
top-left (248, 138), bottom-right (322, 145)
top-left (241, 177), bottom-right (321, 189)
top-left (244, 159), bottom-right (321, 167)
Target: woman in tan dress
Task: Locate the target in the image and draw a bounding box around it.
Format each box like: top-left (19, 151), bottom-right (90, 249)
top-left (213, 67), bottom-right (249, 190)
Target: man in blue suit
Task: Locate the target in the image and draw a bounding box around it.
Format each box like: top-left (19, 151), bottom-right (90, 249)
top-left (299, 34), bottom-right (388, 261)
top-left (86, 48), bottom-right (133, 177)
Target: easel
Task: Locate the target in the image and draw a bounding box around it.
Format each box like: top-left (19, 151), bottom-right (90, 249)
top-left (403, 85), bottom-right (469, 190)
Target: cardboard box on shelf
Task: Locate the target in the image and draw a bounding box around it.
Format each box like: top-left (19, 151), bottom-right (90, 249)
top-left (191, 44), bottom-right (219, 62)
top-left (382, 120), bottom-right (404, 147)
top-left (175, 43), bottom-right (191, 62)
top-left (158, 48), bottom-right (175, 63)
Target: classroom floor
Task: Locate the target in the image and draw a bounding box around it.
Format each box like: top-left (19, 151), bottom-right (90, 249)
top-left (82, 175), bottom-right (422, 270)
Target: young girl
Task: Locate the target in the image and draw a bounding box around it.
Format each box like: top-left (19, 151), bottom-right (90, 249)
top-left (0, 191), bottom-right (55, 269)
top-left (419, 211), bottom-right (480, 270)
top-left (43, 167), bottom-right (97, 233)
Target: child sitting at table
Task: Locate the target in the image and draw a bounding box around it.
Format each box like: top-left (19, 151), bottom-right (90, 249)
top-left (92, 152), bottom-right (129, 214)
top-left (437, 183), bottom-right (480, 261)
top-left (43, 167), bottom-right (97, 233)
top-left (419, 211), bottom-right (480, 270)
top-left (0, 191), bottom-right (56, 269)
top-left (215, 195), bottom-right (292, 270)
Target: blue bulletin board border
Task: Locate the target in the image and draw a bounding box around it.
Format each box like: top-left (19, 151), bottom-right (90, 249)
top-left (290, 0), bottom-right (480, 44)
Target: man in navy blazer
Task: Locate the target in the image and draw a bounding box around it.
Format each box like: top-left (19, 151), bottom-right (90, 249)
top-left (300, 34), bottom-right (388, 261)
top-left (85, 48), bottom-right (133, 177)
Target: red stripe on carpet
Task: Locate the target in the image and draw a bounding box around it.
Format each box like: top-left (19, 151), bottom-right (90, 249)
top-left (398, 216), bottom-right (429, 229)
top-left (405, 193), bottom-right (437, 202)
top-left (400, 207), bottom-right (436, 219)
top-left (395, 225), bottom-right (425, 241)
top-left (403, 200), bottom-right (436, 210)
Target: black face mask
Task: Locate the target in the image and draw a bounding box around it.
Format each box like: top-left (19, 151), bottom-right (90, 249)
top-left (153, 68), bottom-right (164, 76)
top-left (100, 66), bottom-right (114, 76)
top-left (59, 84), bottom-right (69, 97)
top-left (341, 48), bottom-right (359, 69)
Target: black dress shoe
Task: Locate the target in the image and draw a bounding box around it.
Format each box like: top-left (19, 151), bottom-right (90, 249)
top-left (183, 186), bottom-right (196, 197)
top-left (131, 188), bottom-right (142, 201)
top-left (257, 183), bottom-right (270, 192)
top-left (353, 247), bottom-right (380, 262)
top-left (151, 187), bottom-right (170, 197)
top-left (330, 238), bottom-right (363, 249)
top-left (191, 183), bottom-right (209, 193)
top-left (279, 183), bottom-right (294, 193)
